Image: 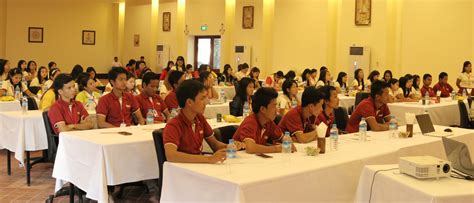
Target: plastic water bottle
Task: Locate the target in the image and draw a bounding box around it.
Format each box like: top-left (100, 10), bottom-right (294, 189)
top-left (359, 118), bottom-right (367, 142)
top-left (226, 139), bottom-right (237, 158)
top-left (291, 99), bottom-right (298, 108)
top-left (146, 109), bottom-right (154, 125)
top-left (389, 116), bottom-right (398, 139)
top-left (423, 92), bottom-right (429, 105)
top-left (282, 131), bottom-right (292, 154)
top-left (243, 102), bottom-right (250, 118)
top-left (86, 98), bottom-right (96, 111)
top-left (220, 89), bottom-right (226, 102)
top-left (451, 90), bottom-right (456, 100)
top-left (463, 89), bottom-right (467, 98)
top-left (14, 86), bottom-right (21, 100)
top-left (169, 108), bottom-right (177, 119)
top-left (330, 124), bottom-right (339, 151)
top-left (21, 77), bottom-right (27, 88)
top-left (21, 96), bottom-right (28, 114)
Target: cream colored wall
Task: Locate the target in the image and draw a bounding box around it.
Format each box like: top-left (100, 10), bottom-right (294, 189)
top-left (157, 2), bottom-right (178, 62)
top-left (273, 0), bottom-right (328, 76)
top-left (123, 4), bottom-right (151, 68)
top-left (0, 0), bottom-right (6, 58)
top-left (4, 0), bottom-right (117, 73)
top-left (399, 0), bottom-right (472, 87)
top-left (186, 0), bottom-right (225, 36)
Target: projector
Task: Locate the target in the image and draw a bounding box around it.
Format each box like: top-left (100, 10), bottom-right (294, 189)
top-left (399, 156), bottom-right (451, 179)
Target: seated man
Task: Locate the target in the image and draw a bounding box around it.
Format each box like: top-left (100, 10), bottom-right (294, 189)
top-left (346, 80), bottom-right (392, 133)
top-left (96, 67), bottom-right (145, 128)
top-left (48, 74), bottom-right (94, 134)
top-left (163, 80), bottom-right (243, 163)
top-left (433, 72), bottom-right (454, 97)
top-left (316, 85), bottom-right (339, 136)
top-left (233, 87), bottom-right (296, 154)
top-left (420, 74), bottom-right (436, 97)
top-left (164, 70), bottom-right (185, 110)
top-left (135, 72), bottom-right (170, 123)
top-left (278, 86), bottom-right (324, 143)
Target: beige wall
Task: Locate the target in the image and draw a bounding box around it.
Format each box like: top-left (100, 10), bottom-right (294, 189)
top-left (157, 2), bottom-right (178, 62)
top-left (0, 0), bottom-right (6, 58)
top-left (123, 4), bottom-right (151, 67)
top-left (4, 0), bottom-right (117, 73)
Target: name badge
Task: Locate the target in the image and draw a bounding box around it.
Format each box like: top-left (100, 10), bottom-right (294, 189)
top-left (120, 123), bottom-right (126, 128)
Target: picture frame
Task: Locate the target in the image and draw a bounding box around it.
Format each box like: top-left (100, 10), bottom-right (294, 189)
top-left (28, 27), bottom-right (43, 43)
top-left (134, 34), bottom-right (140, 47)
top-left (163, 12), bottom-right (171, 32)
top-left (355, 0), bottom-right (371, 25)
top-left (242, 6), bottom-right (254, 29)
top-left (82, 30), bottom-right (96, 45)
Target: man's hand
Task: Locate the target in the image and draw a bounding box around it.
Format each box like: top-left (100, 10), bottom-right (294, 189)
top-left (207, 148), bottom-right (227, 164)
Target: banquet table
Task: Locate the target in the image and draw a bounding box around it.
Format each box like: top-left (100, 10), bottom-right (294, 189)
top-left (52, 120), bottom-right (241, 203)
top-left (388, 100), bottom-right (462, 126)
top-left (338, 95), bottom-right (356, 110)
top-left (204, 101), bottom-right (230, 119)
top-left (0, 100), bottom-right (21, 112)
top-left (215, 86), bottom-right (236, 100)
top-left (160, 126), bottom-right (474, 203)
top-left (355, 164), bottom-right (474, 203)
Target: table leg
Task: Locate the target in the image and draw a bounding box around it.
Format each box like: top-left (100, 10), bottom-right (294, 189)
top-left (26, 151), bottom-right (31, 186)
top-left (7, 150), bottom-right (11, 175)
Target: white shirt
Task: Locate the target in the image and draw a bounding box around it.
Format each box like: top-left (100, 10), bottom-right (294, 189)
top-left (112, 61), bottom-right (123, 67)
top-left (277, 94), bottom-right (293, 110)
top-left (1, 80), bottom-right (28, 96)
top-left (458, 72), bottom-right (474, 88)
top-left (235, 71), bottom-right (248, 81)
top-left (30, 77), bottom-right (42, 87)
top-left (316, 80), bottom-right (326, 88)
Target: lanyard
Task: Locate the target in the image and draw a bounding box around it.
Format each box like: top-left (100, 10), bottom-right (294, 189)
top-left (117, 97), bottom-right (126, 123)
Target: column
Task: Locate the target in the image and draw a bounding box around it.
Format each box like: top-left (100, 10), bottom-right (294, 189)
top-left (261, 0), bottom-right (275, 77)
top-left (221, 0), bottom-right (236, 71)
top-left (176, 0), bottom-right (187, 57)
top-left (150, 0), bottom-right (159, 71)
top-left (326, 0), bottom-right (341, 73)
top-left (385, 0), bottom-right (404, 75)
top-left (117, 2), bottom-right (125, 65)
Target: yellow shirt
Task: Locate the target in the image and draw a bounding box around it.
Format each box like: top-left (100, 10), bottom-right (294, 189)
top-left (40, 89), bottom-right (56, 111)
top-left (75, 90), bottom-right (101, 105)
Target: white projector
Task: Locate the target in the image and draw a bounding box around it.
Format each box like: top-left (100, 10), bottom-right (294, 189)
top-left (399, 156), bottom-right (451, 179)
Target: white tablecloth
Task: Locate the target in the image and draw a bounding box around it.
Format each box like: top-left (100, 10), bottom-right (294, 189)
top-left (388, 100), bottom-right (461, 126)
top-left (53, 120), bottom-right (241, 203)
top-left (0, 110), bottom-right (48, 164)
top-left (160, 126), bottom-right (474, 203)
top-left (204, 102), bottom-right (230, 119)
top-left (339, 95), bottom-right (355, 110)
top-left (215, 86), bottom-right (236, 100)
top-left (0, 100), bottom-right (21, 112)
top-left (355, 164), bottom-right (474, 203)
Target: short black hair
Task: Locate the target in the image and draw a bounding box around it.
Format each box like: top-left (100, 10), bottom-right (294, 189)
top-left (320, 85), bottom-right (336, 101)
top-left (176, 80), bottom-right (206, 108)
top-left (282, 79), bottom-right (297, 98)
top-left (198, 71), bottom-right (211, 83)
top-left (86, 67), bottom-right (97, 80)
top-left (70, 64), bottom-right (84, 80)
top-left (241, 63), bottom-right (249, 70)
top-left (370, 80), bottom-right (389, 99)
top-left (423, 73), bottom-right (432, 81)
top-left (439, 72), bottom-right (448, 80)
top-left (301, 86), bottom-right (323, 107)
top-left (142, 72), bottom-right (159, 86)
top-left (48, 61), bottom-right (56, 69)
top-left (168, 70), bottom-right (184, 89)
top-left (108, 67), bottom-right (128, 83)
top-left (53, 74), bottom-right (73, 97)
top-left (388, 78), bottom-right (398, 85)
top-left (251, 87), bottom-right (278, 113)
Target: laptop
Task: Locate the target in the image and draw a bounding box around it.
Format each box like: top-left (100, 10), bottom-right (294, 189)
top-left (415, 114), bottom-right (453, 137)
top-left (442, 137), bottom-right (474, 177)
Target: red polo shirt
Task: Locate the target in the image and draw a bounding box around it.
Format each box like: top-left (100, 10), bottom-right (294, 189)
top-left (96, 92), bottom-right (140, 127)
top-left (163, 112), bottom-right (213, 154)
top-left (346, 97), bottom-right (391, 133)
top-left (420, 85), bottom-right (436, 97)
top-left (165, 90), bottom-right (179, 110)
top-left (433, 82), bottom-right (454, 97)
top-left (316, 111), bottom-right (335, 137)
top-left (135, 93), bottom-right (168, 123)
top-left (48, 99), bottom-right (89, 134)
top-left (278, 106), bottom-right (317, 136)
top-left (233, 113), bottom-right (283, 145)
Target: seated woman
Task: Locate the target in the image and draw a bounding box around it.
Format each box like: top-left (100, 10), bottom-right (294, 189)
top-left (335, 72), bottom-right (348, 94)
top-left (411, 74), bottom-right (422, 99)
top-left (184, 64), bottom-right (197, 80)
top-left (26, 61), bottom-right (37, 84)
top-left (126, 72), bottom-right (141, 96)
top-left (249, 67), bottom-right (261, 89)
top-left (221, 64), bottom-right (236, 86)
top-left (230, 77), bottom-right (255, 116)
top-left (316, 69), bottom-right (332, 88)
top-left (86, 67), bottom-right (104, 88)
top-left (29, 66), bottom-right (49, 89)
top-left (44, 68), bottom-right (61, 92)
top-left (198, 71), bottom-right (219, 100)
top-left (400, 75), bottom-right (420, 102)
top-left (265, 71), bottom-right (284, 90)
top-left (366, 70), bottom-right (380, 90)
top-left (351, 68), bottom-right (365, 92)
top-left (388, 78), bottom-right (404, 103)
top-left (75, 74), bottom-right (101, 107)
top-left (0, 59), bottom-right (11, 81)
top-left (383, 70), bottom-right (393, 83)
top-left (277, 79), bottom-right (300, 115)
top-left (0, 68), bottom-right (35, 97)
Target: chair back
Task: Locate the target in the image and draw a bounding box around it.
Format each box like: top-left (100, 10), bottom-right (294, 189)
top-left (458, 100), bottom-right (471, 129)
top-left (152, 129), bottom-right (166, 196)
top-left (29, 86), bottom-right (41, 95)
top-left (42, 111), bottom-right (59, 162)
top-left (96, 86), bottom-right (106, 93)
top-left (213, 125), bottom-right (238, 144)
top-left (27, 97), bottom-right (39, 110)
top-left (334, 107), bottom-right (349, 132)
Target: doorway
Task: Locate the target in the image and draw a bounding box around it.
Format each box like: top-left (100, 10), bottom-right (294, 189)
top-left (194, 36), bottom-right (221, 71)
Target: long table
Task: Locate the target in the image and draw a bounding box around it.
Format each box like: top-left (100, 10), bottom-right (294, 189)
top-left (388, 100), bottom-right (462, 126)
top-left (52, 120), bottom-right (241, 203)
top-left (160, 126), bottom-right (474, 203)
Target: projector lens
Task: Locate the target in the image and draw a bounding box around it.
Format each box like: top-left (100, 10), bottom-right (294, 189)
top-left (443, 164), bottom-right (450, 173)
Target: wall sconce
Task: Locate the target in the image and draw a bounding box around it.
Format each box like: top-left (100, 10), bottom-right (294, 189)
top-left (184, 25), bottom-right (189, 35)
top-left (219, 23), bottom-right (225, 35)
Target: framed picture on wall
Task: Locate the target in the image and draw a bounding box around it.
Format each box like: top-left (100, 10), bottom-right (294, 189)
top-left (242, 6), bottom-right (254, 29)
top-left (355, 0), bottom-right (371, 25)
top-left (82, 30), bottom-right (96, 45)
top-left (134, 34), bottom-right (140, 47)
top-left (163, 12), bottom-right (171, 32)
top-left (28, 27), bottom-right (43, 43)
